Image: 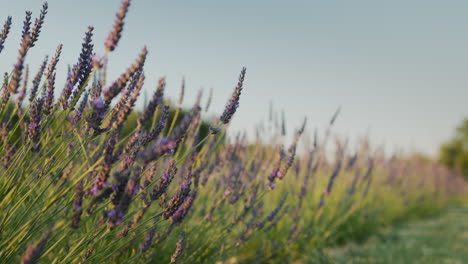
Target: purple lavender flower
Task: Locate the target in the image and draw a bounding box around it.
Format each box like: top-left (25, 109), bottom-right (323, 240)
top-left (60, 64), bottom-right (79, 109)
top-left (144, 104), bottom-right (170, 144)
top-left (137, 77), bottom-right (165, 128)
top-left (90, 81), bottom-right (102, 99)
top-left (71, 180), bottom-right (84, 228)
top-left (170, 231), bottom-right (185, 263)
top-left (139, 137), bottom-right (177, 164)
top-left (8, 13), bottom-right (32, 94)
top-left (28, 97), bottom-right (44, 151)
top-left (151, 161), bottom-right (177, 200)
top-left (3, 144), bottom-right (16, 168)
top-left (72, 90), bottom-right (89, 123)
top-left (325, 159), bottom-right (342, 195)
top-left (44, 44), bottom-right (62, 81)
top-left (0, 16), bottom-right (12, 54)
top-left (109, 174), bottom-right (139, 227)
top-left (117, 72), bottom-right (144, 128)
top-left (20, 230), bottom-right (50, 264)
top-left (171, 191), bottom-right (197, 225)
top-left (171, 105), bottom-right (201, 141)
top-left (178, 77), bottom-right (185, 105)
top-left (205, 87), bottom-right (213, 112)
top-left (346, 152), bottom-right (358, 171)
top-left (30, 2), bottom-right (48, 47)
top-left (21, 11), bottom-right (32, 40)
top-left (266, 194), bottom-right (287, 222)
top-left (86, 96), bottom-right (107, 135)
top-left (15, 64), bottom-right (28, 106)
top-left (163, 171), bottom-right (192, 219)
top-left (90, 132), bottom-right (117, 195)
top-left (29, 55), bottom-right (48, 102)
top-left (329, 106), bottom-right (341, 125)
top-left (104, 0), bottom-right (131, 52)
top-left (267, 145), bottom-right (285, 189)
top-left (69, 26), bottom-right (94, 109)
top-left (61, 27), bottom-right (93, 109)
top-left (362, 159), bottom-right (375, 197)
top-left (139, 227), bottom-right (156, 253)
top-left (103, 46), bottom-right (147, 104)
top-left (42, 72), bottom-right (55, 115)
top-left (218, 67), bottom-right (246, 125)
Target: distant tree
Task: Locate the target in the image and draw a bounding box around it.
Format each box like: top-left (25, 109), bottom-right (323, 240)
top-left (439, 118), bottom-right (468, 180)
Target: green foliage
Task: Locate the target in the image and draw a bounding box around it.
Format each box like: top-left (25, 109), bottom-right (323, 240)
top-left (440, 118), bottom-right (468, 180)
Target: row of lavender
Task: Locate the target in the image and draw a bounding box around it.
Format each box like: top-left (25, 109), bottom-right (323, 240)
top-left (0, 1), bottom-right (466, 263)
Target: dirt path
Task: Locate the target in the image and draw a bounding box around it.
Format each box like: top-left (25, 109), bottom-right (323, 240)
top-left (328, 207), bottom-right (468, 264)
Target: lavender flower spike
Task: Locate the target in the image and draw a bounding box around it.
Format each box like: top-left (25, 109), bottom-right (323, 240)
top-left (0, 16), bottom-right (12, 54)
top-left (171, 191), bottom-right (197, 225)
top-left (219, 67), bottom-right (246, 125)
top-left (16, 65), bottom-right (29, 105)
top-left (170, 231), bottom-right (185, 263)
top-left (61, 27), bottom-right (94, 109)
top-left (151, 160), bottom-right (177, 200)
top-left (137, 77), bottom-right (165, 128)
top-left (28, 98), bottom-right (44, 151)
top-left (44, 44), bottom-right (62, 81)
top-left (29, 55), bottom-right (48, 103)
top-left (20, 230), bottom-right (50, 264)
top-left (30, 2), bottom-right (48, 47)
top-left (105, 0), bottom-right (131, 52)
top-left (8, 13), bottom-right (32, 93)
top-left (103, 46), bottom-right (147, 104)
top-left (22, 11), bottom-right (32, 40)
top-left (42, 72), bottom-right (55, 115)
top-left (71, 180), bottom-right (84, 228)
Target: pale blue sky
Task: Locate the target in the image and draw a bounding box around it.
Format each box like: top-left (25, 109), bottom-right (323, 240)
top-left (1, 0), bottom-right (467, 156)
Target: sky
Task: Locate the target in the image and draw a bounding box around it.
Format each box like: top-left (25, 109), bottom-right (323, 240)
top-left (1, 0), bottom-right (467, 156)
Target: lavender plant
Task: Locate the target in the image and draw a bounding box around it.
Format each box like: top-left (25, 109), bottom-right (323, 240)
top-left (0, 1), bottom-right (466, 264)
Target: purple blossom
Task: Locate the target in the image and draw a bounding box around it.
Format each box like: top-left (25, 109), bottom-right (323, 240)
top-left (171, 191), bottom-right (197, 225)
top-left (71, 181), bottom-right (84, 228)
top-left (61, 26), bottom-right (94, 109)
top-left (139, 228), bottom-right (156, 253)
top-left (171, 105), bottom-right (201, 141)
top-left (72, 90), bottom-right (89, 123)
top-left (30, 2), bottom-right (48, 47)
top-left (0, 16), bottom-right (12, 54)
top-left (90, 132), bottom-right (117, 195)
top-left (28, 97), bottom-right (44, 151)
top-left (15, 65), bottom-right (28, 105)
top-left (151, 161), bottom-right (177, 201)
top-left (163, 171), bottom-right (192, 219)
top-left (8, 13), bottom-right (32, 93)
top-left (42, 72), bottom-right (55, 115)
top-left (20, 230), bottom-right (50, 264)
top-left (108, 173), bottom-right (139, 227)
top-left (86, 96), bottom-right (108, 135)
top-left (144, 105), bottom-right (170, 145)
top-left (170, 231), bottom-right (185, 263)
top-left (219, 67), bottom-right (246, 125)
top-left (137, 77), bottom-right (165, 128)
top-left (104, 0), bottom-right (131, 52)
top-left (103, 46), bottom-right (147, 104)
top-left (21, 11), bottom-right (32, 40)
top-left (29, 55), bottom-right (48, 102)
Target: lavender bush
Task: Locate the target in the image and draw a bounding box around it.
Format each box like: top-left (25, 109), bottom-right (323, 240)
top-left (0, 1), bottom-right (466, 263)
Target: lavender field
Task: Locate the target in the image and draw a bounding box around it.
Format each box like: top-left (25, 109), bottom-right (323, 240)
top-left (0, 1), bottom-right (467, 263)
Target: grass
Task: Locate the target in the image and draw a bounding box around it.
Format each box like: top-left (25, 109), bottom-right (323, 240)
top-left (328, 206), bottom-right (468, 264)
